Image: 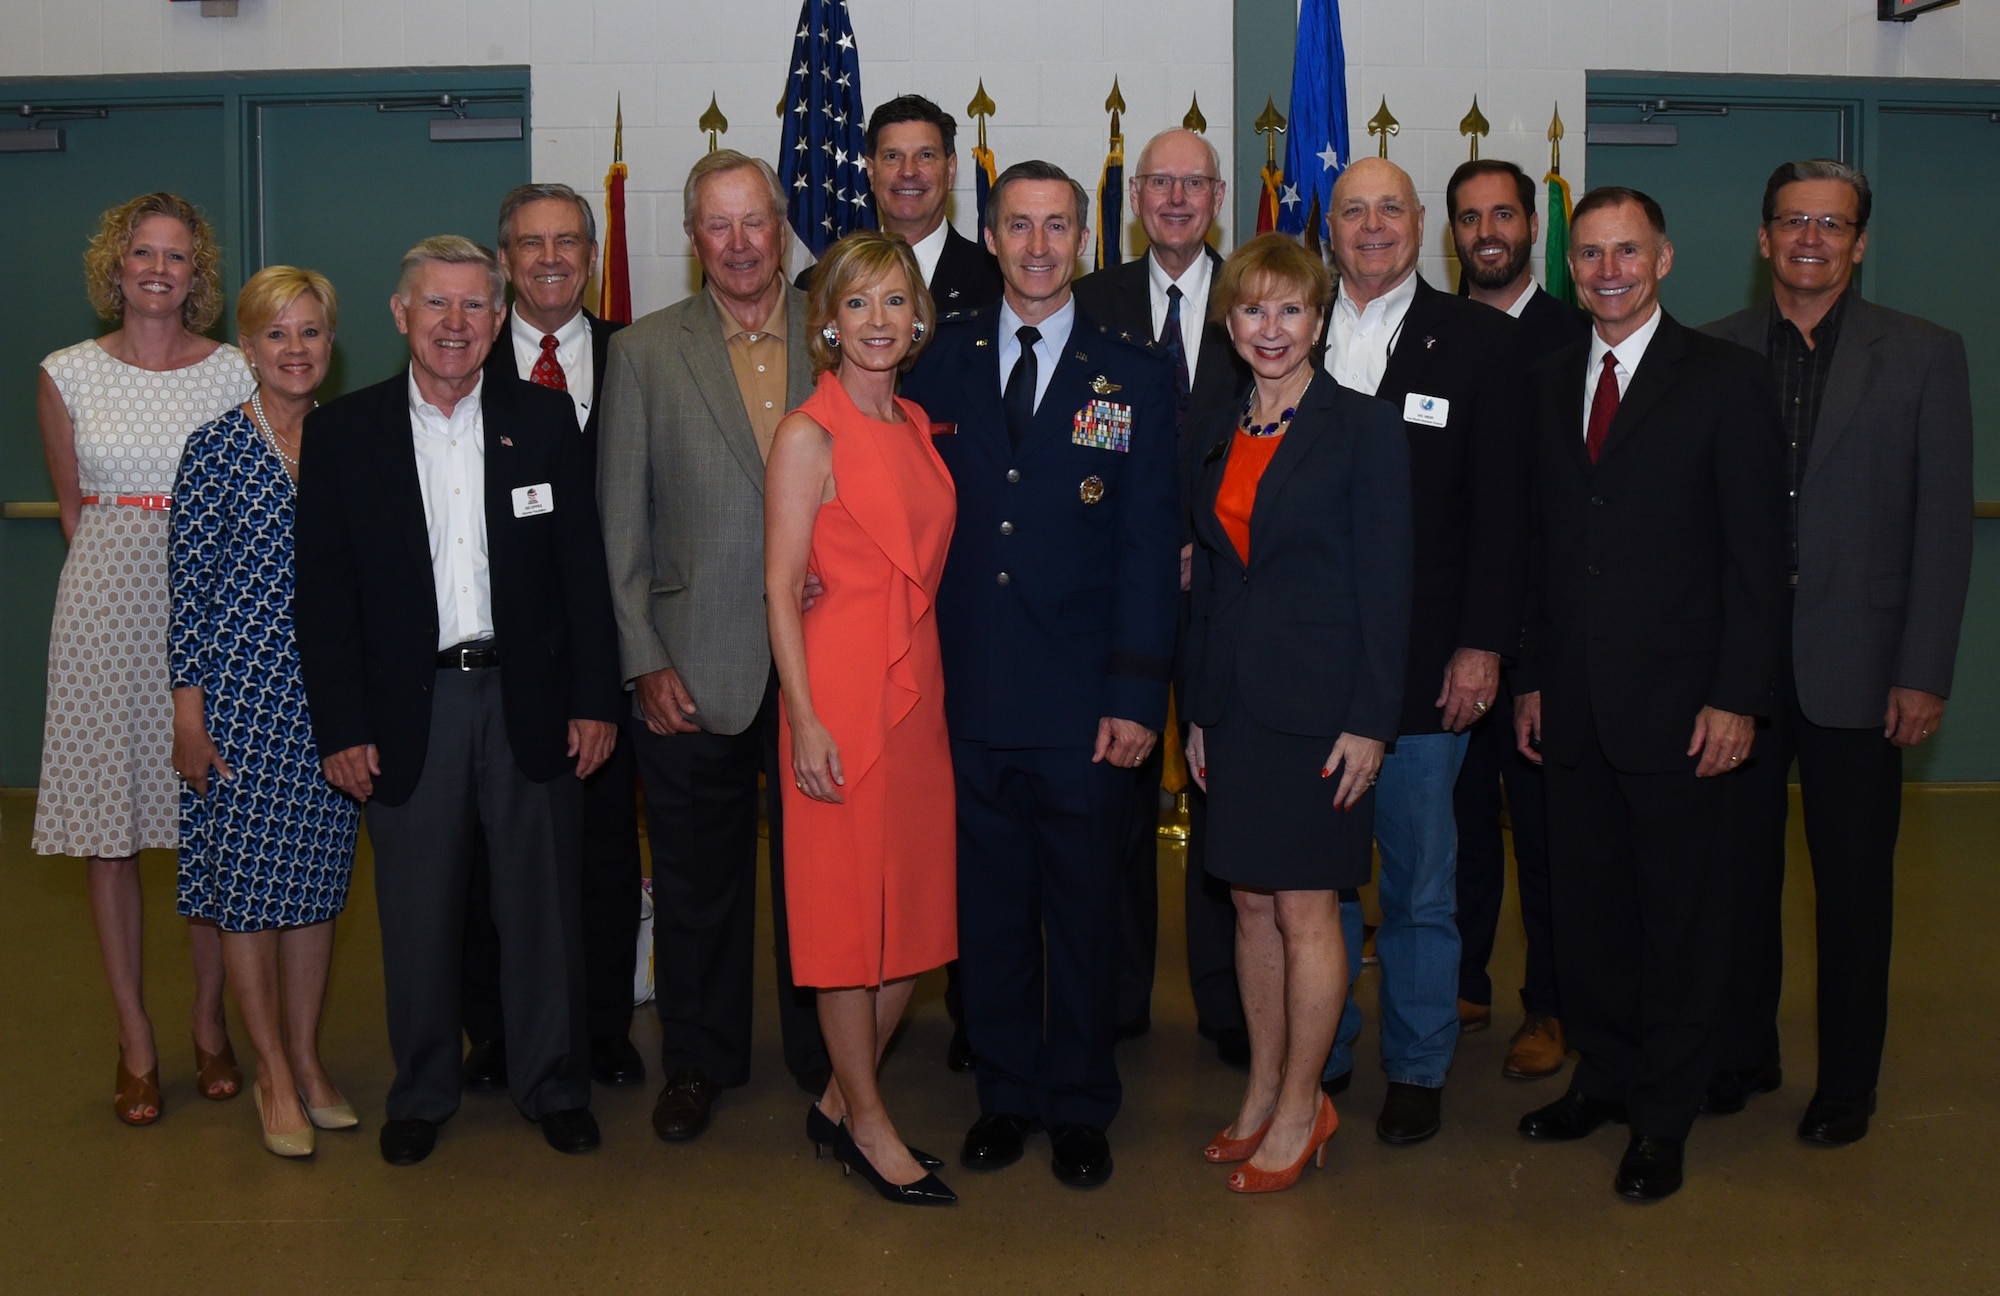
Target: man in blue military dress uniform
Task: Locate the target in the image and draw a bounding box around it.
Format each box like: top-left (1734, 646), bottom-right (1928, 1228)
top-left (900, 160), bottom-right (1179, 1189)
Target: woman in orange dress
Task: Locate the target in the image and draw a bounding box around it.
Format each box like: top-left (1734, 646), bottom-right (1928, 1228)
top-left (765, 231), bottom-right (958, 1206)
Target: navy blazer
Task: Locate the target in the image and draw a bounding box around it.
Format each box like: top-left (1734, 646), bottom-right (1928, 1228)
top-left (1517, 312), bottom-right (1787, 773)
top-left (1184, 375), bottom-right (1413, 744)
top-left (1513, 284), bottom-right (1593, 368)
top-left (900, 300), bottom-right (1180, 747)
top-left (294, 370), bottom-right (624, 806)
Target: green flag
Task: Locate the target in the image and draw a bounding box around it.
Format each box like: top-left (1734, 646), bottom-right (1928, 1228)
top-left (1544, 171), bottom-right (1575, 307)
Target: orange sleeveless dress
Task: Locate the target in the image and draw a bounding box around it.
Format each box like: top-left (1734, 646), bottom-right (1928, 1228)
top-left (779, 371), bottom-right (959, 988)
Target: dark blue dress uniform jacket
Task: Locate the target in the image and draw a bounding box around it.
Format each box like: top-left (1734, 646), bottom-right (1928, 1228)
top-left (900, 303), bottom-right (1181, 749)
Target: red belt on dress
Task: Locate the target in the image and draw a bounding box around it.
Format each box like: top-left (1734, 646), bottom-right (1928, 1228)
top-left (79, 495), bottom-right (172, 510)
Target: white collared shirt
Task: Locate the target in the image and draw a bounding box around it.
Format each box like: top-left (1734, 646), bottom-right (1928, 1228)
top-left (1324, 270), bottom-right (1419, 397)
top-left (1147, 248), bottom-right (1214, 387)
top-left (1499, 279), bottom-right (1539, 319)
top-left (509, 309), bottom-right (593, 430)
top-left (998, 294), bottom-right (1076, 414)
top-left (1581, 304), bottom-right (1665, 439)
top-left (408, 370), bottom-right (494, 651)
top-left (909, 220), bottom-right (951, 290)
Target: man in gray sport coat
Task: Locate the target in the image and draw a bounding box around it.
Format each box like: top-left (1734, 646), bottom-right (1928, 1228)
top-left (597, 151), bottom-right (829, 1141)
top-left (1703, 158), bottom-right (1972, 1147)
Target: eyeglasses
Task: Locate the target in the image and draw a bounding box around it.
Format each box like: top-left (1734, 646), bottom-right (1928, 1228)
top-left (1770, 214), bottom-right (1857, 235)
top-left (1136, 174), bottom-right (1218, 198)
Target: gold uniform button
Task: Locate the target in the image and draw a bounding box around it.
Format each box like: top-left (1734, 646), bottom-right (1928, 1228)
top-left (996, 572), bottom-right (1011, 586)
top-left (999, 521), bottom-right (1014, 535)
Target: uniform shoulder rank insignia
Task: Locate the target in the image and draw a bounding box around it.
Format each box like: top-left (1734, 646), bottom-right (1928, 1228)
top-left (1091, 375), bottom-right (1122, 396)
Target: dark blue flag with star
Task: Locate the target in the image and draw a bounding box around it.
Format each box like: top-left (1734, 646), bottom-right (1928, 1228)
top-left (779, 0), bottom-right (875, 257)
top-left (1277, 0), bottom-right (1351, 245)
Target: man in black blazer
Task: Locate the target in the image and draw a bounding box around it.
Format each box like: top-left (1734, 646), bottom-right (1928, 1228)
top-left (1702, 159), bottom-right (1973, 1145)
top-left (900, 161), bottom-right (1179, 1188)
top-left (1073, 127), bottom-right (1253, 1065)
top-left (1443, 159), bottom-right (1592, 1082)
top-left (1513, 188), bottom-right (1787, 1201)
top-left (456, 183), bottom-right (645, 1096)
top-left (1314, 157), bottom-right (1532, 1146)
top-left (295, 237), bottom-right (625, 1166)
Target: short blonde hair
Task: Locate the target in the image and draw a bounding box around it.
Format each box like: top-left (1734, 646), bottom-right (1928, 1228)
top-left (396, 235), bottom-right (504, 303)
top-left (1211, 233), bottom-right (1333, 323)
top-left (237, 265), bottom-right (339, 339)
top-left (83, 192), bottom-right (224, 331)
top-left (805, 231), bottom-right (935, 377)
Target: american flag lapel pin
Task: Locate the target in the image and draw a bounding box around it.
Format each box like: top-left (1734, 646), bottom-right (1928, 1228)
top-left (500, 436), bottom-right (514, 447)
top-left (1424, 336), bottom-right (1437, 350)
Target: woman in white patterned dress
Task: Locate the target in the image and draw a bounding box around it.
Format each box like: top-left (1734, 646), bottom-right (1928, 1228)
top-left (35, 192), bottom-right (256, 1126)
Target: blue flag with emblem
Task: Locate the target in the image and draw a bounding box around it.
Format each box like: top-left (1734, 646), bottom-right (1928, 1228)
top-left (779, 0), bottom-right (875, 257)
top-left (1276, 0), bottom-right (1351, 245)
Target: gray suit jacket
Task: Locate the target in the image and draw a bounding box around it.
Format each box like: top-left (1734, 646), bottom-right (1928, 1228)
top-left (1705, 294), bottom-right (1972, 728)
top-left (597, 287), bottom-right (815, 735)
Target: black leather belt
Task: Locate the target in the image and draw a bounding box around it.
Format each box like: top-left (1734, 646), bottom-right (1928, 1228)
top-left (437, 643), bottom-right (501, 670)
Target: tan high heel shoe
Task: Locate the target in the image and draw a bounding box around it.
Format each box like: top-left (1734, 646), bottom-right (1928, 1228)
top-left (195, 1036), bottom-right (241, 1101)
top-left (114, 1055), bottom-right (163, 1127)
top-left (253, 1084), bottom-right (316, 1159)
top-left (302, 1090), bottom-right (360, 1131)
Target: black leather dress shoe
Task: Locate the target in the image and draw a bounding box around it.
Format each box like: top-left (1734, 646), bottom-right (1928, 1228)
top-left (1519, 1090), bottom-right (1628, 1141)
top-left (380, 1117), bottom-right (438, 1166)
top-left (1798, 1090), bottom-right (1876, 1146)
top-left (795, 1066), bottom-right (834, 1098)
top-left (1376, 1081), bottom-right (1442, 1145)
top-left (1215, 1028), bottom-right (1252, 1070)
top-left (1701, 1061), bottom-right (1782, 1115)
top-left (960, 1112), bottom-right (1037, 1170)
top-left (590, 1035), bottom-right (645, 1087)
top-left (651, 1066), bottom-right (716, 1143)
top-left (1049, 1124), bottom-right (1113, 1187)
top-left (541, 1106), bottom-right (602, 1154)
top-left (1321, 1068), bottom-right (1352, 1097)
top-left (945, 1022), bottom-right (976, 1073)
top-left (1614, 1134), bottom-right (1684, 1201)
top-left (462, 1039), bottom-right (507, 1092)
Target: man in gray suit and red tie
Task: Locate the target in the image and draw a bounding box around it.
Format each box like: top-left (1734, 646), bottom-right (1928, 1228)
top-left (1703, 159), bottom-right (1973, 1146)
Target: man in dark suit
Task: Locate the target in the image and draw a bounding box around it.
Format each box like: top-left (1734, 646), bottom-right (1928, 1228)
top-left (1314, 157), bottom-right (1532, 1145)
top-left (1513, 188), bottom-right (1787, 1201)
top-left (295, 236), bottom-right (624, 1166)
top-left (1703, 159), bottom-right (1973, 1145)
top-left (1074, 127), bottom-right (1252, 1066)
top-left (457, 183), bottom-right (644, 1096)
top-left (900, 160), bottom-right (1179, 1188)
top-left (1444, 158), bottom-right (1592, 1081)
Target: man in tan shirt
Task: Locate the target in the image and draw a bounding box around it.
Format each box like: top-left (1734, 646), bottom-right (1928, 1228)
top-left (597, 151), bottom-right (828, 1143)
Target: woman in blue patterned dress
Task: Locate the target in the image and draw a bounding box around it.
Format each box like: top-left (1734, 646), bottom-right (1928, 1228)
top-left (170, 266), bottom-right (359, 1159)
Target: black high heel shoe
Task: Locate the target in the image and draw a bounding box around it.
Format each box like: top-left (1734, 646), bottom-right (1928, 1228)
top-left (833, 1119), bottom-right (958, 1206)
top-left (807, 1103), bottom-right (943, 1168)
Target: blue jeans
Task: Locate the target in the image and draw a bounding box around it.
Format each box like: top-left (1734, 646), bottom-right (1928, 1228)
top-left (1320, 730), bottom-right (1469, 1088)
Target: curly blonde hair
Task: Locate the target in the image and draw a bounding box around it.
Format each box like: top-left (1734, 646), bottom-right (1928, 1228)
top-left (82, 192), bottom-right (224, 331)
top-left (804, 231), bottom-right (935, 377)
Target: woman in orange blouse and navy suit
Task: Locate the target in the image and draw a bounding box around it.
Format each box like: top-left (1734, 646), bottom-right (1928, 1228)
top-left (1183, 234), bottom-right (1413, 1193)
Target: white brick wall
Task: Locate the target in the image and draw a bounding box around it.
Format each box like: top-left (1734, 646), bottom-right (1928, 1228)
top-left (0, 0), bottom-right (1990, 312)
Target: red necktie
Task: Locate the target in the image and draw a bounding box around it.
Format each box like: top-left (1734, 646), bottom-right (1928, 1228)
top-left (1585, 351), bottom-right (1619, 464)
top-left (531, 334), bottom-right (568, 391)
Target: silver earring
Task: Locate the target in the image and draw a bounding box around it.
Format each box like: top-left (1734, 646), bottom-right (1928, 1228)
top-left (821, 324), bottom-right (840, 348)
top-left (911, 320), bottom-right (926, 342)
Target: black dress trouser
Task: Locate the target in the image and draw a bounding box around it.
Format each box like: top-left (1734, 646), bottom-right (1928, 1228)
top-left (1453, 690), bottom-right (1559, 1017)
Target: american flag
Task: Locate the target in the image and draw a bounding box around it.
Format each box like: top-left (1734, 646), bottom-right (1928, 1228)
top-left (778, 0), bottom-right (875, 257)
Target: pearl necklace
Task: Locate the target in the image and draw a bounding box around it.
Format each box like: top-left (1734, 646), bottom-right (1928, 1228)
top-left (249, 388), bottom-right (308, 474)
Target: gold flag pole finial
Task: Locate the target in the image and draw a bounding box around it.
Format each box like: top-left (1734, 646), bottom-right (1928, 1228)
top-left (1459, 96), bottom-right (1490, 160)
top-left (613, 94), bottom-right (624, 163)
top-left (698, 94), bottom-right (728, 154)
top-left (1183, 93), bottom-right (1207, 135)
top-left (1548, 103), bottom-right (1565, 174)
top-left (1367, 97), bottom-right (1399, 158)
top-left (1254, 95), bottom-right (1287, 170)
top-left (1105, 77), bottom-right (1126, 144)
top-left (967, 79), bottom-right (997, 154)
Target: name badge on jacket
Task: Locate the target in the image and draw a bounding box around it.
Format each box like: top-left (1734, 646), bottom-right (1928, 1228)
top-left (512, 483), bottom-right (554, 517)
top-left (1403, 393), bottom-right (1450, 428)
top-left (1072, 399), bottom-right (1133, 452)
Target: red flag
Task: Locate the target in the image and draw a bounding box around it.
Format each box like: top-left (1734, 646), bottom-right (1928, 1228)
top-left (1256, 163), bottom-right (1283, 235)
top-left (598, 98), bottom-right (632, 324)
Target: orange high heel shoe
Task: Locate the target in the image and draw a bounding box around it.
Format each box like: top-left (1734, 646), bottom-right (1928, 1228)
top-left (114, 1055), bottom-right (163, 1126)
top-left (195, 1037), bottom-right (241, 1101)
top-left (1203, 1114), bottom-right (1273, 1164)
top-left (1227, 1094), bottom-right (1338, 1194)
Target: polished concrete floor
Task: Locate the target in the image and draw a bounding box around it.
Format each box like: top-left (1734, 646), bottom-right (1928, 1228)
top-left (1, 785), bottom-right (1996, 1295)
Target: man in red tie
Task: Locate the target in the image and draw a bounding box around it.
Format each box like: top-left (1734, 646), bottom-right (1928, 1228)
top-left (458, 183), bottom-right (646, 1096)
top-left (1510, 186), bottom-right (1787, 1202)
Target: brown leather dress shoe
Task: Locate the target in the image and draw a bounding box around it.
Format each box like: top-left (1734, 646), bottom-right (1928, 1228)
top-left (1503, 1014), bottom-right (1567, 1079)
top-left (1457, 999), bottom-right (1492, 1033)
top-left (651, 1066), bottom-right (716, 1142)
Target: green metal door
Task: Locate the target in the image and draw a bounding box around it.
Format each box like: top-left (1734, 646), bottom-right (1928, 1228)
top-left (0, 102), bottom-right (226, 787)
